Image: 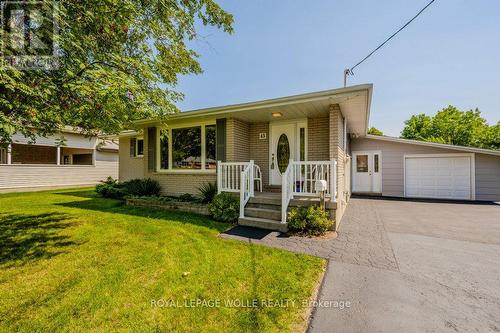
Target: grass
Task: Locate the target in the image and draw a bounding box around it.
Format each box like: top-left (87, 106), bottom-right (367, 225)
top-left (0, 188), bottom-right (325, 332)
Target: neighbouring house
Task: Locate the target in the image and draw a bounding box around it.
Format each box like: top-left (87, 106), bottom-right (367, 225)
top-left (0, 128), bottom-right (119, 192)
top-left (118, 84), bottom-right (500, 231)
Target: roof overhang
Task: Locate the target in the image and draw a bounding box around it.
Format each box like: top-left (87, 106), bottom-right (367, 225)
top-left (132, 84), bottom-right (373, 136)
top-left (364, 134), bottom-right (500, 156)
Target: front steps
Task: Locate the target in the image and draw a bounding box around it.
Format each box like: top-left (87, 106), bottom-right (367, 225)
top-left (237, 191), bottom-right (337, 232)
top-left (238, 192), bottom-right (286, 232)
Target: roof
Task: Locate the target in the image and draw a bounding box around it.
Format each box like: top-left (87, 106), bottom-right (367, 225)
top-left (132, 84), bottom-right (373, 136)
top-left (365, 134), bottom-right (500, 156)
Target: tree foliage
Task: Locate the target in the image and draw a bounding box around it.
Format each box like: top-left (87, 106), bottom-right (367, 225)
top-left (401, 106), bottom-right (499, 150)
top-left (0, 0), bottom-right (233, 143)
top-left (367, 127), bottom-right (383, 136)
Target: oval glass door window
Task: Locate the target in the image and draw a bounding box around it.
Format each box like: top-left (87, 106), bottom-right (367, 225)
top-left (277, 133), bottom-right (290, 174)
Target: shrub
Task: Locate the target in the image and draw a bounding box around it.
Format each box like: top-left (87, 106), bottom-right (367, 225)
top-left (95, 177), bottom-right (127, 199)
top-left (178, 193), bottom-right (197, 202)
top-left (208, 192), bottom-right (239, 223)
top-left (287, 206), bottom-right (333, 236)
top-left (96, 177), bottom-right (161, 199)
top-left (123, 178), bottom-right (161, 196)
top-left (197, 182), bottom-right (217, 203)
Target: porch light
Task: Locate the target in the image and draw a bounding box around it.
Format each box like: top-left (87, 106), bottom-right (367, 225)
top-left (271, 112), bottom-right (282, 118)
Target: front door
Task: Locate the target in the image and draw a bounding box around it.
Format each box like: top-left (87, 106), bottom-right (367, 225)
top-left (352, 151), bottom-right (382, 193)
top-left (269, 121), bottom-right (305, 185)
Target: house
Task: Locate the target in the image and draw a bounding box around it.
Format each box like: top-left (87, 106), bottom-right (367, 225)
top-left (0, 128), bottom-right (119, 192)
top-left (118, 84), bottom-right (500, 230)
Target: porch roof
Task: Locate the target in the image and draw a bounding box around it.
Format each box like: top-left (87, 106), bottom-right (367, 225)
top-left (133, 84), bottom-right (373, 137)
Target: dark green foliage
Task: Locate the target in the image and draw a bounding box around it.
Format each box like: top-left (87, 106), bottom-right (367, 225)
top-left (197, 182), bottom-right (217, 203)
top-left (178, 193), bottom-right (197, 202)
top-left (122, 178), bottom-right (161, 197)
top-left (95, 177), bottom-right (161, 199)
top-left (287, 206), bottom-right (333, 236)
top-left (208, 193), bottom-right (239, 223)
top-left (401, 106), bottom-right (499, 150)
top-left (367, 127), bottom-right (384, 136)
top-left (0, 1), bottom-right (233, 143)
top-left (95, 177), bottom-right (127, 199)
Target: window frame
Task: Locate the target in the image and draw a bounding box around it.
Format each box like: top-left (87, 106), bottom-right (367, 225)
top-left (135, 137), bottom-right (144, 157)
top-left (156, 121), bottom-right (216, 173)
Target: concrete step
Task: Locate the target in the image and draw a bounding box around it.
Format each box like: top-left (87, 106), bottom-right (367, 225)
top-left (248, 195), bottom-right (281, 206)
top-left (246, 201), bottom-right (281, 210)
top-left (238, 216), bottom-right (288, 232)
top-left (244, 207), bottom-right (281, 220)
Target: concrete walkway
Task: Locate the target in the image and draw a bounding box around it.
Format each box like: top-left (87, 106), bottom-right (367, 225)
top-left (221, 197), bottom-right (500, 332)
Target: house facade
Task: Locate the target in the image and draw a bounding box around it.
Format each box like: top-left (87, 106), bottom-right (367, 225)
top-left (0, 128), bottom-right (119, 192)
top-left (118, 84), bottom-right (500, 230)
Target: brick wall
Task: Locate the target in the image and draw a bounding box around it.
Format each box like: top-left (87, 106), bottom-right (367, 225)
top-left (119, 137), bottom-right (145, 181)
top-left (328, 104), bottom-right (349, 225)
top-left (226, 118), bottom-right (250, 162)
top-left (249, 122), bottom-right (269, 186)
top-left (12, 144), bottom-right (57, 164)
top-left (308, 117), bottom-right (329, 161)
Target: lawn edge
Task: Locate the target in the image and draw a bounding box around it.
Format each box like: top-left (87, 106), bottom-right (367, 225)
top-left (304, 259), bottom-right (330, 333)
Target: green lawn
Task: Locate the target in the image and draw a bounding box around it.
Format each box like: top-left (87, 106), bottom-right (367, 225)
top-left (0, 188), bottom-right (325, 332)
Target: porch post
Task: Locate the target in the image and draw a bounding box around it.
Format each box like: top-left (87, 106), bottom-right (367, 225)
top-left (7, 144), bottom-right (12, 165)
top-left (217, 161), bottom-right (222, 194)
top-left (56, 146), bottom-right (61, 165)
top-left (331, 159), bottom-right (337, 202)
top-left (249, 160), bottom-right (255, 197)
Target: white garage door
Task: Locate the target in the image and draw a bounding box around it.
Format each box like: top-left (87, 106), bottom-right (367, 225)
top-left (405, 155), bottom-right (472, 200)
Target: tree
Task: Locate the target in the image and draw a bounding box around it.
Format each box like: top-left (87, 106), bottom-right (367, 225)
top-left (401, 106), bottom-right (499, 150)
top-left (0, 1), bottom-right (233, 143)
top-left (367, 127), bottom-right (383, 136)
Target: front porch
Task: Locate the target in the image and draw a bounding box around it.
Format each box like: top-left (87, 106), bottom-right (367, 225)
top-left (217, 159), bottom-right (338, 232)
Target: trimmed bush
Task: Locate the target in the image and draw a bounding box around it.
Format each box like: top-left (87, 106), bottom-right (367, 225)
top-left (197, 182), bottom-right (217, 203)
top-left (208, 192), bottom-right (239, 223)
top-left (95, 177), bottom-right (127, 199)
top-left (123, 178), bottom-right (161, 196)
top-left (96, 177), bottom-right (161, 199)
top-left (287, 206), bottom-right (333, 236)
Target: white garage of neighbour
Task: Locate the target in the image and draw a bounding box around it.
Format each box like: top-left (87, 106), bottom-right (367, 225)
top-left (404, 154), bottom-right (474, 200)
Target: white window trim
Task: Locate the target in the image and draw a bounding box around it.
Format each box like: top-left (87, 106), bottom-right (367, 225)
top-left (403, 153), bottom-right (476, 200)
top-left (135, 137), bottom-right (144, 158)
top-left (156, 121), bottom-right (216, 173)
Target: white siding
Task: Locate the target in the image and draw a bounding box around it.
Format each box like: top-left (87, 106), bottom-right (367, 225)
top-left (0, 151), bottom-right (118, 191)
top-left (0, 161), bottom-right (118, 191)
top-left (11, 132), bottom-right (97, 149)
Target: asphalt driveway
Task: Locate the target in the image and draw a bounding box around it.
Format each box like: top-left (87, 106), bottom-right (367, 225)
top-left (309, 198), bottom-right (500, 333)
top-left (221, 197), bottom-right (500, 332)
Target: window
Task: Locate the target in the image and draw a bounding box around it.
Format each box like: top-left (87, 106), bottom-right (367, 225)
top-left (356, 155), bottom-right (368, 172)
top-left (130, 137), bottom-right (143, 158)
top-left (160, 130), bottom-right (169, 169)
top-left (374, 154), bottom-right (379, 173)
top-left (173, 126), bottom-right (201, 169)
top-left (205, 125), bottom-right (216, 169)
top-left (136, 139), bottom-right (144, 156)
top-left (299, 128), bottom-right (305, 161)
top-left (159, 124), bottom-right (216, 171)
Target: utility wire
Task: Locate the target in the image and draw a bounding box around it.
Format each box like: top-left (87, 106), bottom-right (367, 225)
top-left (347, 0), bottom-right (437, 75)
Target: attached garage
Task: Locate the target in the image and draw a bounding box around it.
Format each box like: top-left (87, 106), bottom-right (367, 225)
top-left (350, 135), bottom-right (500, 202)
top-left (404, 154), bottom-right (474, 200)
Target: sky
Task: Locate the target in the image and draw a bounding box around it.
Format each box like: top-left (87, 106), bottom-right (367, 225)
top-left (175, 0), bottom-right (500, 136)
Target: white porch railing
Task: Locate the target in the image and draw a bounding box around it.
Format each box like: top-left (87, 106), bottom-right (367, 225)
top-left (281, 159), bottom-right (337, 223)
top-left (281, 160), bottom-right (294, 223)
top-left (217, 161), bottom-right (262, 194)
top-left (239, 162), bottom-right (253, 218)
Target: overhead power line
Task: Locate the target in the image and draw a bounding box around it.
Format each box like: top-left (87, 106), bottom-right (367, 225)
top-left (344, 0), bottom-right (437, 86)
